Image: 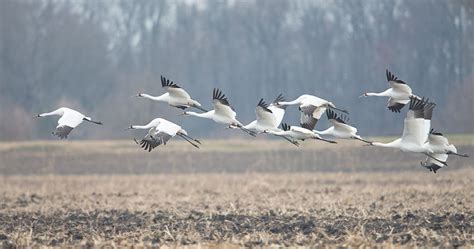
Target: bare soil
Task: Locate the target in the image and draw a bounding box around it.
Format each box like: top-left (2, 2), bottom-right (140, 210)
top-left (1, 170), bottom-right (473, 247)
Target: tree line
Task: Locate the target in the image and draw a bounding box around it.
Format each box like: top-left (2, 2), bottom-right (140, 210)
top-left (0, 0), bottom-right (472, 140)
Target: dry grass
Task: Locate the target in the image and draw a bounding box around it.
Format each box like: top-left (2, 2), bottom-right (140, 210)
top-left (1, 138), bottom-right (473, 175)
top-left (1, 138), bottom-right (473, 247)
top-left (1, 170), bottom-right (473, 247)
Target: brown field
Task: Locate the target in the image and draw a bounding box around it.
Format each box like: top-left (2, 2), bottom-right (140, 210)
top-left (0, 138), bottom-right (473, 247)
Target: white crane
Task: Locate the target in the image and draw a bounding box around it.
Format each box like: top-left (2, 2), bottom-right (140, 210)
top-left (421, 129), bottom-right (469, 173)
top-left (136, 75), bottom-right (207, 112)
top-left (126, 118), bottom-right (200, 151)
top-left (360, 69), bottom-right (420, 113)
top-left (182, 88), bottom-right (256, 136)
top-left (314, 109), bottom-right (370, 143)
top-left (238, 95), bottom-right (298, 146)
top-left (36, 107), bottom-right (102, 139)
top-left (242, 95), bottom-right (286, 132)
top-left (276, 94), bottom-right (347, 129)
top-left (368, 97), bottom-right (447, 166)
top-left (264, 121), bottom-right (336, 144)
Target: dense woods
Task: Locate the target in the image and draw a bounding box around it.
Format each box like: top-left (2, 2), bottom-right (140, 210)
top-left (1, 0), bottom-right (473, 140)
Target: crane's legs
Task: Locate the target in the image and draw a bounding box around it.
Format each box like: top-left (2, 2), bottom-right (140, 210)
top-left (423, 153), bottom-right (448, 166)
top-left (447, 152), bottom-right (469, 157)
top-left (277, 135), bottom-right (299, 147)
top-left (178, 133), bottom-right (200, 148)
top-left (192, 105), bottom-right (209, 112)
top-left (352, 136), bottom-right (372, 144)
top-left (236, 125), bottom-right (257, 137)
top-left (315, 137), bottom-right (337, 144)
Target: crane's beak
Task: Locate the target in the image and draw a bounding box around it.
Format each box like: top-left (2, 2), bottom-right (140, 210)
top-left (125, 126), bottom-right (134, 130)
top-left (34, 114), bottom-right (40, 118)
top-left (359, 93), bottom-right (367, 98)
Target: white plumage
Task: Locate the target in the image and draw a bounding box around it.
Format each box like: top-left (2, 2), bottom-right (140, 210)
top-left (421, 129), bottom-right (469, 173)
top-left (36, 107), bottom-right (102, 139)
top-left (369, 97), bottom-right (449, 166)
top-left (136, 75), bottom-right (206, 112)
top-left (239, 95), bottom-right (299, 146)
top-left (277, 94), bottom-right (347, 130)
top-left (243, 95), bottom-right (286, 132)
top-left (183, 88), bottom-right (256, 136)
top-left (360, 69), bottom-right (419, 113)
top-left (265, 123), bottom-right (336, 144)
top-left (314, 109), bottom-right (370, 143)
top-left (127, 118), bottom-right (200, 151)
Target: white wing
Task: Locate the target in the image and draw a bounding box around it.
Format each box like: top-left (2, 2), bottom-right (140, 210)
top-left (402, 98), bottom-right (430, 146)
top-left (161, 75), bottom-right (192, 99)
top-left (157, 119), bottom-right (181, 136)
top-left (401, 118), bottom-right (427, 146)
top-left (422, 153), bottom-right (448, 173)
top-left (256, 106), bottom-right (277, 128)
top-left (332, 121), bottom-right (357, 134)
top-left (386, 70), bottom-right (412, 95)
top-left (213, 101), bottom-right (236, 119)
top-left (53, 109), bottom-right (85, 139)
top-left (57, 109), bottom-right (84, 128)
top-left (167, 87), bottom-right (192, 99)
top-left (428, 132), bottom-right (449, 147)
top-left (389, 81), bottom-right (412, 95)
top-left (212, 89), bottom-right (237, 119)
top-left (268, 105), bottom-right (285, 127)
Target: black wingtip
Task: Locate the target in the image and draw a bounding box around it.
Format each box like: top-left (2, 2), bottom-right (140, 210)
top-left (386, 69), bottom-right (396, 82)
top-left (281, 123), bottom-right (290, 131)
top-left (388, 103), bottom-right (405, 113)
top-left (257, 98), bottom-right (268, 108)
top-left (161, 75), bottom-right (180, 88)
top-left (273, 94), bottom-right (286, 104)
top-left (386, 69), bottom-right (406, 84)
top-left (213, 88), bottom-right (230, 105)
top-left (326, 109), bottom-right (348, 124)
top-left (430, 128), bottom-right (443, 136)
top-left (257, 98), bottom-right (272, 113)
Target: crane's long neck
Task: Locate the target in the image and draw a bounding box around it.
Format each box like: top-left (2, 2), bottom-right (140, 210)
top-left (39, 109), bottom-right (63, 117)
top-left (185, 111), bottom-right (214, 119)
top-left (140, 93), bottom-right (168, 102)
top-left (131, 121), bottom-right (156, 130)
top-left (277, 96), bottom-right (303, 106)
top-left (314, 127), bottom-right (333, 135)
top-left (365, 89), bottom-right (391, 97)
top-left (268, 130), bottom-right (286, 136)
top-left (371, 138), bottom-right (402, 148)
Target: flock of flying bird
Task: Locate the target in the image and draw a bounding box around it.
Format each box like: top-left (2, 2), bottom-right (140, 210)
top-left (36, 70), bottom-right (468, 173)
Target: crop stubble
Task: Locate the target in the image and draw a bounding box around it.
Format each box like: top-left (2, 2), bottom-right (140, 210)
top-left (0, 170), bottom-right (473, 247)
